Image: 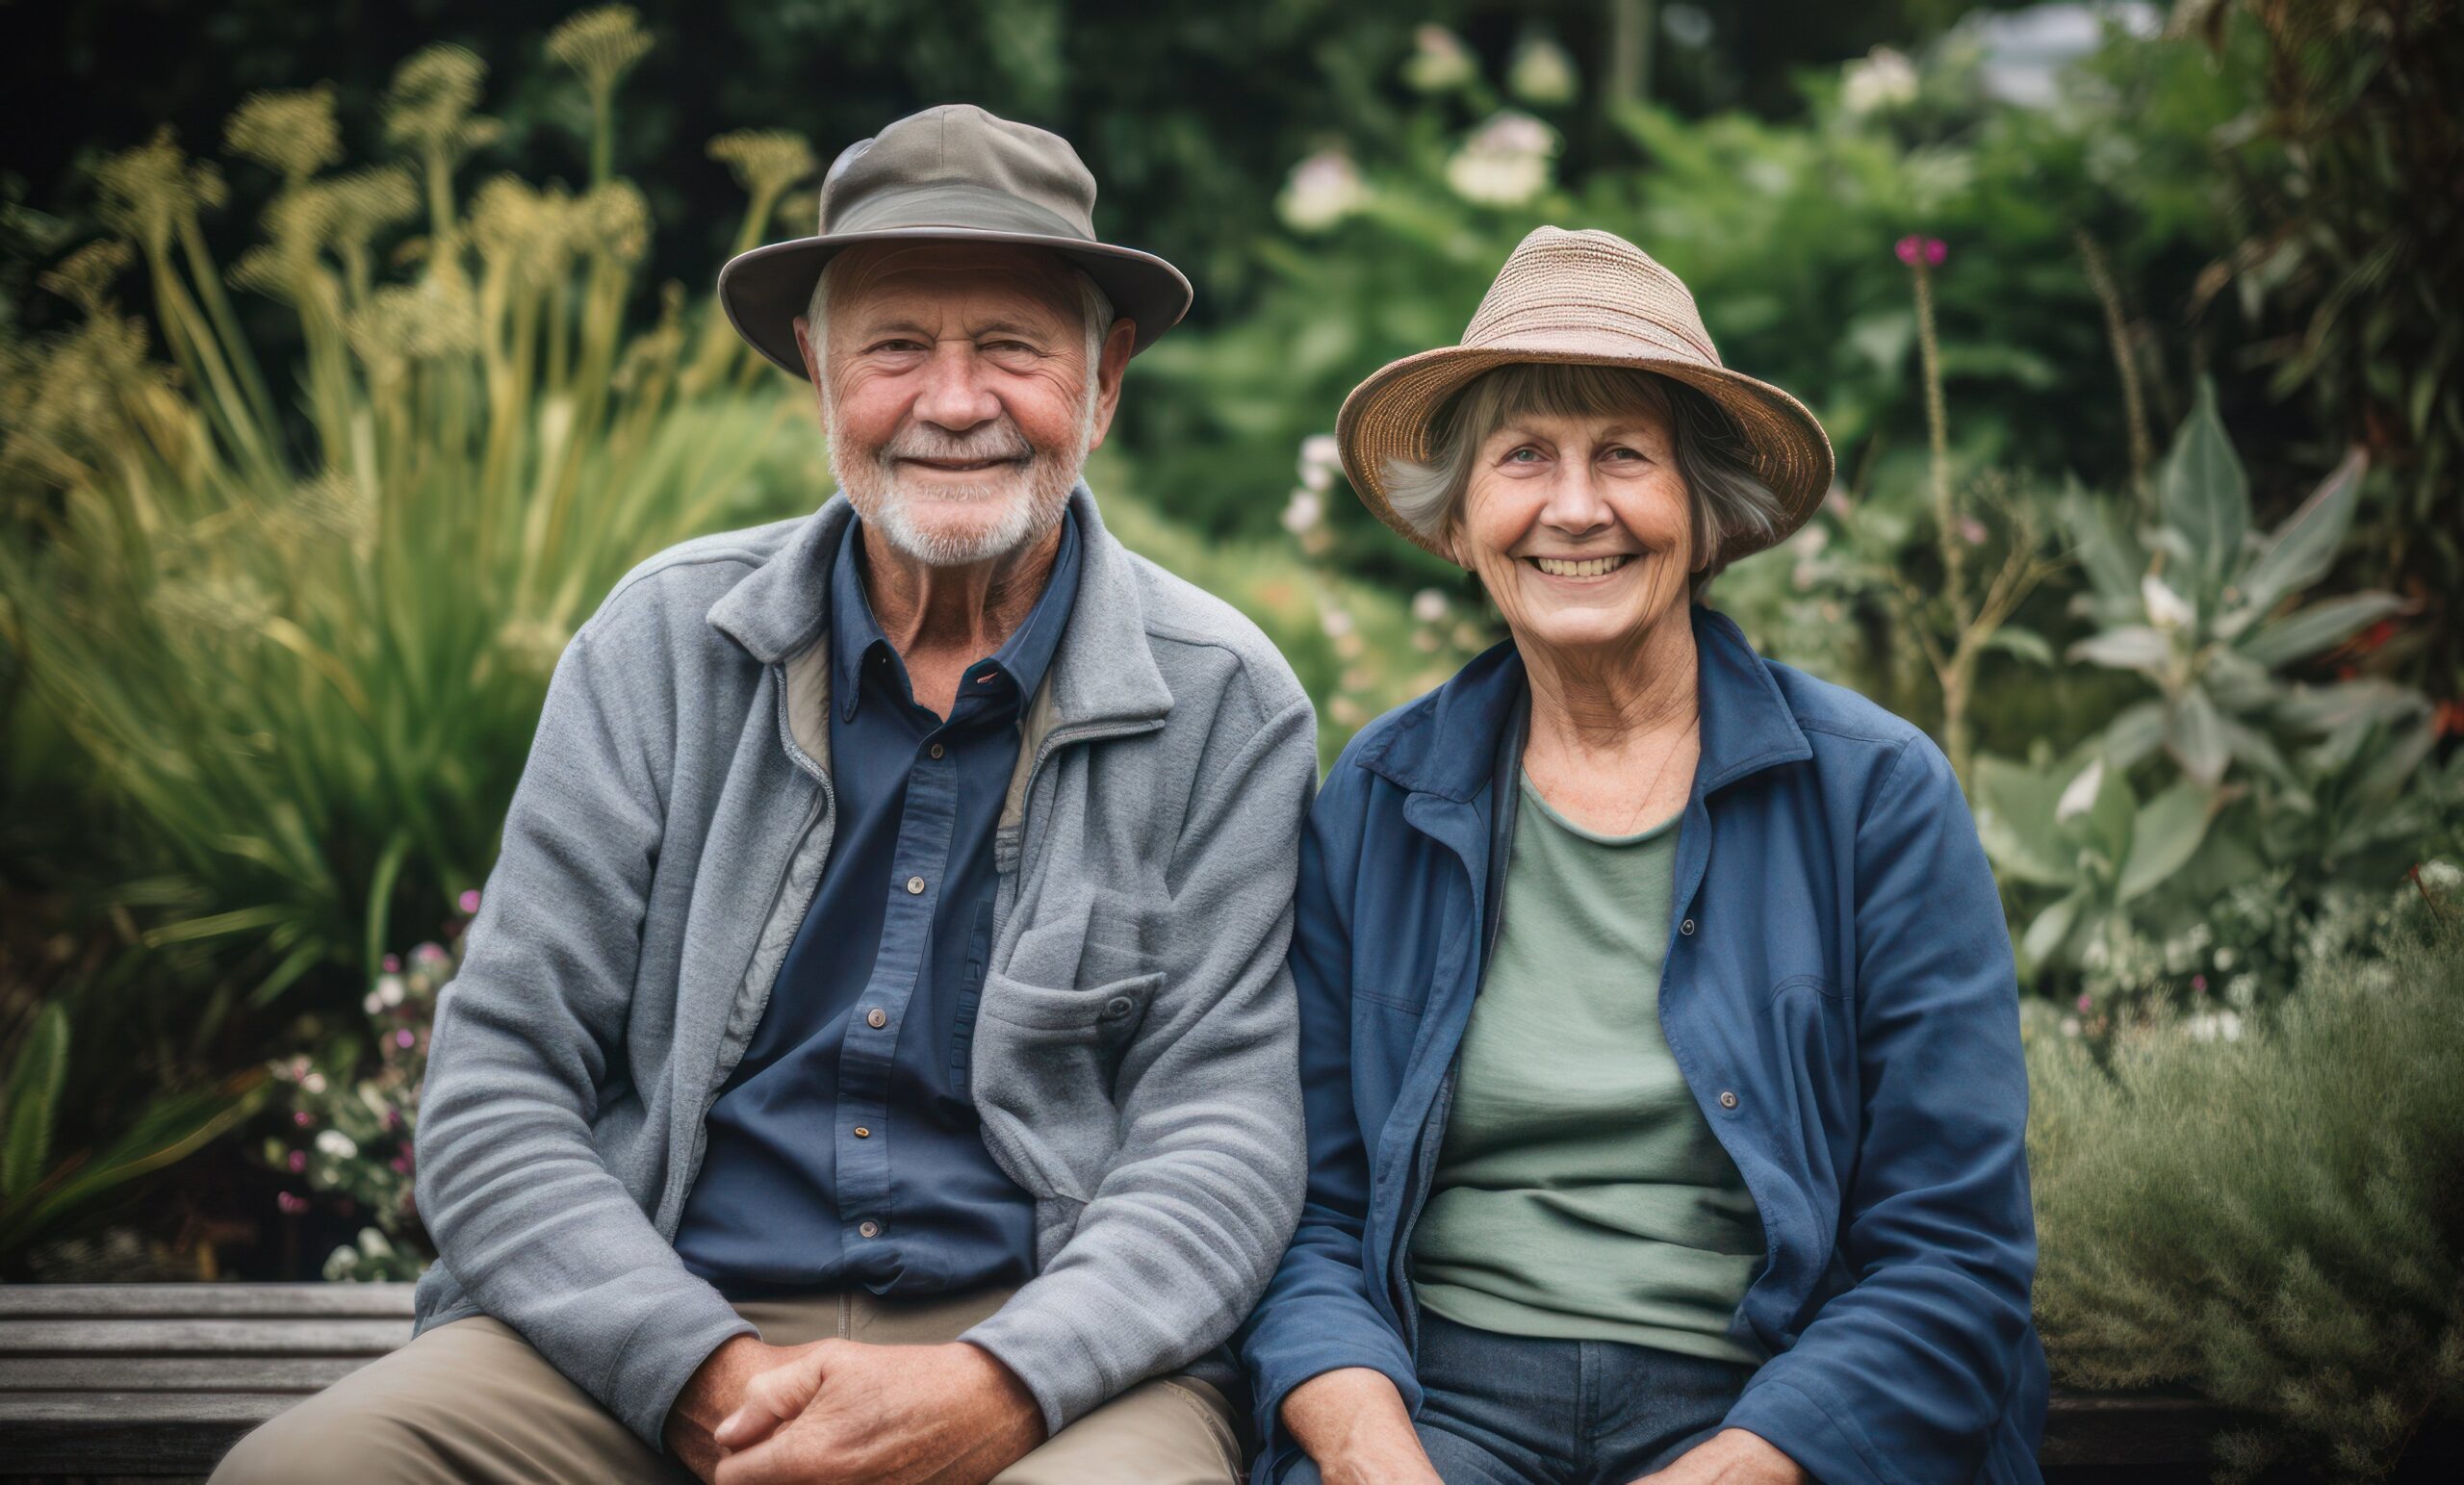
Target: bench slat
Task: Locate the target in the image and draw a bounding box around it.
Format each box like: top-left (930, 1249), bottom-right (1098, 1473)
top-left (0, 1319), bottom-right (411, 1356)
top-left (0, 1356), bottom-right (372, 1393)
top-left (0, 1284), bottom-right (416, 1319)
top-left (0, 1393), bottom-right (295, 1477)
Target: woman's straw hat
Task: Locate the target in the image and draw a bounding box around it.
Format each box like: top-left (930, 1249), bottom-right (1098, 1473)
top-left (1336, 226), bottom-right (1835, 565)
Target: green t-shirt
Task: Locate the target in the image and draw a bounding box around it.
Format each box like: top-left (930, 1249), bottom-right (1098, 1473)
top-left (1408, 770), bottom-right (1766, 1364)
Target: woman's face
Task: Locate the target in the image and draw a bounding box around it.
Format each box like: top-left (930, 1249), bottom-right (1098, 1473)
top-left (1450, 400), bottom-right (1696, 657)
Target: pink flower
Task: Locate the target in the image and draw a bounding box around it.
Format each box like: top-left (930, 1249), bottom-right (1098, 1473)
top-left (286, 1150), bottom-right (308, 1173)
top-left (396, 1029), bottom-right (417, 1049)
top-left (458, 889), bottom-right (482, 914)
top-left (381, 954), bottom-right (401, 974)
top-left (2074, 993), bottom-right (2092, 1013)
top-left (1894, 236), bottom-right (1947, 267)
top-left (276, 1191), bottom-right (308, 1216)
top-left (2192, 974), bottom-right (2208, 992)
top-left (391, 1156), bottom-right (412, 1174)
top-left (293, 1111), bottom-right (313, 1127)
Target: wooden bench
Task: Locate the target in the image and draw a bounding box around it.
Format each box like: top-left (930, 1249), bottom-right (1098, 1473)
top-left (0, 1282), bottom-right (2426, 1481)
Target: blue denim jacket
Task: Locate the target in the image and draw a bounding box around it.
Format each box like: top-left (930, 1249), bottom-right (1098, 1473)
top-left (1239, 604), bottom-right (2046, 1484)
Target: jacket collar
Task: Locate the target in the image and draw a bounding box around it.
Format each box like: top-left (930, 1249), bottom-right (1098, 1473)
top-left (1357, 602), bottom-right (1813, 805)
top-left (707, 481), bottom-right (1174, 742)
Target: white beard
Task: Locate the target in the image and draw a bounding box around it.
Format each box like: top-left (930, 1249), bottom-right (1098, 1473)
top-left (828, 391), bottom-right (1095, 567)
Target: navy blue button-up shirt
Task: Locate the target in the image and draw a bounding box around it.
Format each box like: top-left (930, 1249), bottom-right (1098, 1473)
top-left (674, 510), bottom-right (1081, 1297)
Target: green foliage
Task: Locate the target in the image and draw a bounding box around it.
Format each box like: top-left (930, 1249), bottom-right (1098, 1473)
top-left (2027, 884), bottom-right (2464, 1479)
top-left (2063, 380), bottom-right (2405, 790)
top-left (0, 14), bottom-right (815, 1267)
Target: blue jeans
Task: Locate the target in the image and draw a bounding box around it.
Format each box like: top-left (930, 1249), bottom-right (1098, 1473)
top-left (1277, 1312), bottom-right (1755, 1485)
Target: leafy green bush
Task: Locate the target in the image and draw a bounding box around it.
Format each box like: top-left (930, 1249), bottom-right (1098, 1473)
top-left (2027, 873), bottom-right (2464, 1480)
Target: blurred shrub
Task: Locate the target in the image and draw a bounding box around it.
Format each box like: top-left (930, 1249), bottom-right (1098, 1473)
top-left (2026, 877), bottom-right (2464, 1480)
top-left (0, 10), bottom-right (817, 1267)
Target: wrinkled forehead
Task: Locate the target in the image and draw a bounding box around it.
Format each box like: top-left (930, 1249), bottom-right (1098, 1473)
top-left (823, 241), bottom-right (1083, 332)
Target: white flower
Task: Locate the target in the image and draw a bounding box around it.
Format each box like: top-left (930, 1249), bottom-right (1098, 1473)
top-left (1446, 113), bottom-right (1558, 207)
top-left (2059, 1015), bottom-right (2082, 1038)
top-left (1402, 25), bottom-right (1476, 93)
top-left (1661, 4), bottom-right (1715, 50)
top-left (1280, 489), bottom-right (1324, 536)
top-left (363, 991), bottom-right (385, 1015)
top-left (300, 1071), bottom-right (328, 1095)
top-left (1841, 46), bottom-right (1918, 115)
top-left (2186, 1010), bottom-right (2244, 1043)
top-left (1277, 151), bottom-right (1368, 234)
top-left (2141, 573), bottom-right (2194, 630)
top-left (1297, 433), bottom-right (1342, 494)
top-left (316, 1130), bottom-right (358, 1159)
top-left (2055, 758), bottom-right (2105, 823)
top-left (376, 973), bottom-right (407, 1008)
top-left (1321, 607), bottom-right (1356, 639)
top-left (1507, 38), bottom-right (1578, 106)
top-left (1412, 588), bottom-right (1450, 625)
top-left (2213, 947), bottom-right (2236, 971)
top-left (2421, 859), bottom-right (2462, 891)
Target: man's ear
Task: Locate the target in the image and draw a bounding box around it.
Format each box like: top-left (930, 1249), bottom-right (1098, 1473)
top-left (1084, 317), bottom-right (1139, 454)
top-left (790, 314), bottom-right (830, 416)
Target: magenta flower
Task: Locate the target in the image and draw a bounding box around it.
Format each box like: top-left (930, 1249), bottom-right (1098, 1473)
top-left (293, 1111), bottom-right (312, 1127)
top-left (396, 1029), bottom-right (417, 1049)
top-left (276, 1191), bottom-right (308, 1216)
top-left (381, 954), bottom-right (401, 973)
top-left (391, 1156), bottom-right (412, 1174)
top-left (458, 888), bottom-right (482, 914)
top-left (286, 1149), bottom-right (308, 1173)
top-left (2074, 993), bottom-right (2092, 1013)
top-left (2192, 973), bottom-right (2208, 992)
top-left (1894, 236), bottom-right (1947, 267)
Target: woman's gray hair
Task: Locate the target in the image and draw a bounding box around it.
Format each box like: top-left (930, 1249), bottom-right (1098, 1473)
top-left (1381, 362), bottom-right (1784, 599)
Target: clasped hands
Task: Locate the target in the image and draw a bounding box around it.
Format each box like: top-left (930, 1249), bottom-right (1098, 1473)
top-left (666, 1333), bottom-right (1045, 1485)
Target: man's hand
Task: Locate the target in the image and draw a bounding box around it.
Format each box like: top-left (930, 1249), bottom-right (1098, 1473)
top-left (708, 1340), bottom-right (1045, 1485)
top-left (667, 1336), bottom-right (822, 1482)
top-left (1279, 1367), bottom-right (1444, 1485)
top-left (1631, 1427), bottom-right (1809, 1485)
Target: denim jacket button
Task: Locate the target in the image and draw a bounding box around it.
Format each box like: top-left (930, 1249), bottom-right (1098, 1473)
top-left (1718, 1089), bottom-right (1739, 1110)
top-left (1681, 917), bottom-right (1697, 935)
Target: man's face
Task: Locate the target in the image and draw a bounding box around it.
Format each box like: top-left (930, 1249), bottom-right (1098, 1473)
top-left (792, 243), bottom-right (1131, 567)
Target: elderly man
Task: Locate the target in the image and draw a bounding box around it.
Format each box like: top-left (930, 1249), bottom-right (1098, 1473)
top-left (213, 105), bottom-right (1316, 1485)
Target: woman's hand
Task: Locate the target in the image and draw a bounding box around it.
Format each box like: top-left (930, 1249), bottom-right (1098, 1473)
top-left (1630, 1427), bottom-right (1809, 1485)
top-left (1280, 1367), bottom-right (1445, 1485)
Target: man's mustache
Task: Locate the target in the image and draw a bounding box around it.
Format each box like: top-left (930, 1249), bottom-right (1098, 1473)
top-left (874, 422), bottom-right (1037, 468)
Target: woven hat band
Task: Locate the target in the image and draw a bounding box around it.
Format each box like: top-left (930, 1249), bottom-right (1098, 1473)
top-left (1459, 313), bottom-right (1723, 369)
top-left (829, 182), bottom-right (1091, 242)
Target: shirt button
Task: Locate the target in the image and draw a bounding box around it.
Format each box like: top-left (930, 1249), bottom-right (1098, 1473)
top-left (865, 1008), bottom-right (887, 1029)
top-left (929, 742), bottom-right (945, 759)
top-left (1681, 917), bottom-right (1697, 935)
top-left (1719, 1090), bottom-right (1739, 1110)
top-left (905, 876), bottom-right (926, 895)
top-left (858, 1220), bottom-right (880, 1239)
top-left (853, 1126), bottom-right (871, 1139)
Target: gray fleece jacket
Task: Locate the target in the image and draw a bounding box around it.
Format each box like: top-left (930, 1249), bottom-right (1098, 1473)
top-left (410, 483), bottom-right (1316, 1450)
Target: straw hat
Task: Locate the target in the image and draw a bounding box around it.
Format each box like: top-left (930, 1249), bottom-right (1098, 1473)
top-left (1336, 226), bottom-right (1835, 565)
top-left (718, 104), bottom-right (1193, 379)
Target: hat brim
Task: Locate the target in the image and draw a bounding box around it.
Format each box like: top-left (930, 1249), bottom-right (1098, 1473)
top-left (1335, 345), bottom-right (1836, 569)
top-left (716, 228), bottom-right (1194, 379)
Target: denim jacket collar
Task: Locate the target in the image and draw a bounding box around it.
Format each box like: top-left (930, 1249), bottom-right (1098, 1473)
top-left (1355, 602), bottom-right (1813, 807)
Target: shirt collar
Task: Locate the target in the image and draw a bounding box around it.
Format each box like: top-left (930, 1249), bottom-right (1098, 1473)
top-left (829, 507), bottom-right (1083, 723)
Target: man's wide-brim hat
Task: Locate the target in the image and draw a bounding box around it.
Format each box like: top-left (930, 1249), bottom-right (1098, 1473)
top-left (717, 104), bottom-right (1194, 378)
top-left (1337, 226), bottom-right (1835, 566)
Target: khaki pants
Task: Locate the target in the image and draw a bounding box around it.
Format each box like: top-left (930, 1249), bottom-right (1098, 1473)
top-left (210, 1288), bottom-right (1243, 1484)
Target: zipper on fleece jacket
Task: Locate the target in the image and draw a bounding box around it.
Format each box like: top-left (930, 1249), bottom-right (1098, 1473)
top-left (655, 662), bottom-right (837, 1239)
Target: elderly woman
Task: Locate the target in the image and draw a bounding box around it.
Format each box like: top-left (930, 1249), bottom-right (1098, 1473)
top-left (1238, 227), bottom-right (2045, 1485)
